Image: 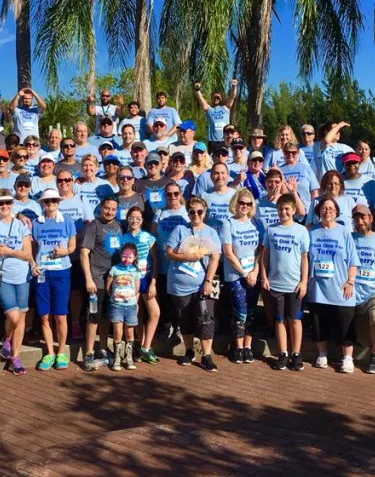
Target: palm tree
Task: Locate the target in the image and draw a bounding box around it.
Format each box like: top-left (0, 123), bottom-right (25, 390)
top-left (0, 0), bottom-right (32, 89)
top-left (160, 0), bottom-right (364, 129)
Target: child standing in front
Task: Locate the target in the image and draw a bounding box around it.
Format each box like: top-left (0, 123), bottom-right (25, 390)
top-left (106, 243), bottom-right (141, 371)
top-left (260, 193), bottom-right (310, 371)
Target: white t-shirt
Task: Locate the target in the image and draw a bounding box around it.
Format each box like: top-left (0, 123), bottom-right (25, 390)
top-left (94, 104), bottom-right (118, 135)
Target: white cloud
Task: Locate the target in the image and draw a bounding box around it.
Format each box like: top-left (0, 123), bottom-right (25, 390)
top-left (0, 29), bottom-right (15, 48)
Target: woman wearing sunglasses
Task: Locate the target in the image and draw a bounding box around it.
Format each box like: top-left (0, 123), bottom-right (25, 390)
top-left (10, 146), bottom-right (29, 175)
top-left (116, 166), bottom-right (144, 224)
top-left (0, 149), bottom-right (17, 190)
top-left (31, 189), bottom-right (76, 371)
top-left (189, 142), bottom-right (210, 179)
top-left (23, 135), bottom-right (43, 176)
top-left (122, 206), bottom-right (160, 364)
top-left (221, 189), bottom-right (264, 364)
top-left (30, 153), bottom-right (57, 200)
top-left (0, 189), bottom-right (32, 375)
top-left (151, 183), bottom-right (189, 340)
top-left (166, 151), bottom-right (195, 199)
top-left (166, 196), bottom-right (221, 371)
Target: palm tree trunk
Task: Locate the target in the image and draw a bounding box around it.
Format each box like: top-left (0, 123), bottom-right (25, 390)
top-left (16, 0), bottom-right (31, 89)
top-left (134, 0), bottom-right (152, 114)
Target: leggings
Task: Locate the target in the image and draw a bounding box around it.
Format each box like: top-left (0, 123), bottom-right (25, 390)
top-left (226, 278), bottom-right (260, 339)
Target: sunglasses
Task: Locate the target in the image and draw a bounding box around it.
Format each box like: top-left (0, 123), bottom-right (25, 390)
top-left (100, 146), bottom-right (113, 151)
top-left (101, 95), bottom-right (110, 98)
top-left (154, 123), bottom-right (165, 128)
top-left (105, 160), bottom-right (119, 166)
top-left (119, 175), bottom-right (134, 181)
top-left (166, 191), bottom-right (180, 198)
top-left (172, 158), bottom-right (185, 164)
top-left (188, 209), bottom-right (204, 216)
top-left (62, 144), bottom-right (76, 149)
top-left (57, 178), bottom-right (73, 184)
top-left (251, 158), bottom-right (264, 163)
top-left (16, 182), bottom-right (30, 188)
top-left (15, 154), bottom-right (28, 159)
top-left (101, 121), bottom-right (112, 126)
top-left (238, 200), bottom-right (253, 207)
top-left (0, 200), bottom-right (13, 206)
top-left (301, 132), bottom-right (314, 136)
top-left (0, 157), bottom-right (9, 162)
top-left (285, 151), bottom-right (298, 156)
top-left (158, 152), bottom-right (169, 157)
top-left (25, 142), bottom-right (39, 147)
top-left (43, 198), bottom-right (59, 204)
top-left (147, 161), bottom-right (159, 167)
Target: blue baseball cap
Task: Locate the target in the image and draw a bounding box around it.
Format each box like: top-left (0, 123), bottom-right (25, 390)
top-left (193, 142), bottom-right (207, 152)
top-left (177, 120), bottom-right (197, 131)
top-left (103, 154), bottom-right (121, 165)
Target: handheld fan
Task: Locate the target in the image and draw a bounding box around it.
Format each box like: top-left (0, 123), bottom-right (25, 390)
top-left (178, 235), bottom-right (217, 255)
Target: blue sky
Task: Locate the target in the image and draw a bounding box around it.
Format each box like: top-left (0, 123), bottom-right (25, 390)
top-left (0, 1), bottom-right (374, 99)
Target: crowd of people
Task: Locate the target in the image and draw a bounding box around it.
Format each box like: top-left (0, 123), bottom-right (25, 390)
top-left (0, 83), bottom-right (374, 377)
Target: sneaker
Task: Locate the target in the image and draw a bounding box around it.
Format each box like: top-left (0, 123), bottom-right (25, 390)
top-left (98, 349), bottom-right (109, 360)
top-left (112, 342), bottom-right (122, 371)
top-left (37, 354), bottom-right (56, 371)
top-left (291, 352), bottom-right (304, 371)
top-left (231, 348), bottom-right (244, 364)
top-left (200, 354), bottom-right (218, 372)
top-left (124, 342), bottom-right (136, 370)
top-left (273, 352), bottom-right (289, 370)
top-left (341, 358), bottom-right (354, 374)
top-left (11, 356), bottom-right (26, 376)
top-left (55, 353), bottom-right (69, 370)
top-left (315, 355), bottom-right (328, 369)
top-left (1, 338), bottom-right (12, 360)
top-left (178, 349), bottom-right (196, 366)
top-left (134, 347), bottom-right (143, 363)
top-left (141, 347), bottom-right (159, 364)
top-left (83, 352), bottom-right (96, 371)
top-left (243, 348), bottom-right (255, 363)
top-left (366, 354), bottom-right (375, 374)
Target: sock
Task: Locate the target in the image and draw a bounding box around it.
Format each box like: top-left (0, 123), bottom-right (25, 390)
top-left (343, 355), bottom-right (353, 361)
top-left (143, 347), bottom-right (149, 352)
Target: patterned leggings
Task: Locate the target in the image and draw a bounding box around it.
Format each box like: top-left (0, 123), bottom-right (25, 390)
top-left (226, 278), bottom-right (260, 338)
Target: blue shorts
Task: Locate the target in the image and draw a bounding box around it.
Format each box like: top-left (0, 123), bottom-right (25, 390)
top-left (0, 281), bottom-right (30, 313)
top-left (107, 301), bottom-right (138, 326)
top-left (34, 269), bottom-right (71, 316)
top-left (140, 275), bottom-right (152, 294)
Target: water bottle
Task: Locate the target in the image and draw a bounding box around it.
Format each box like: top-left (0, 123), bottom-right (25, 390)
top-left (37, 269), bottom-right (46, 283)
top-left (89, 293), bottom-right (98, 314)
top-left (198, 296), bottom-right (210, 325)
top-left (92, 357), bottom-right (109, 369)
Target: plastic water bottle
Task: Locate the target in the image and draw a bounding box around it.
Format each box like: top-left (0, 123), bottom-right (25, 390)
top-left (93, 357), bottom-right (109, 369)
top-left (198, 296), bottom-right (210, 325)
top-left (37, 269), bottom-right (46, 283)
top-left (89, 293), bottom-right (98, 314)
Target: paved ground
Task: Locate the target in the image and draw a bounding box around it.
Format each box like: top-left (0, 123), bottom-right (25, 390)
top-left (1, 353), bottom-right (375, 476)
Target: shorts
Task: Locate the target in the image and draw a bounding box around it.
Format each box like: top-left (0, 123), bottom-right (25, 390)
top-left (309, 303), bottom-right (356, 346)
top-left (70, 260), bottom-right (85, 290)
top-left (107, 301), bottom-right (138, 326)
top-left (140, 275), bottom-right (152, 294)
top-left (34, 269), bottom-right (70, 316)
top-left (269, 290), bottom-right (303, 322)
top-left (355, 297), bottom-right (375, 347)
top-left (86, 289), bottom-right (107, 325)
top-left (0, 281), bottom-right (30, 313)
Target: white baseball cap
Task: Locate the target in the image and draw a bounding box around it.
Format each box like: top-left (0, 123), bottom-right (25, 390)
top-left (38, 188), bottom-right (62, 203)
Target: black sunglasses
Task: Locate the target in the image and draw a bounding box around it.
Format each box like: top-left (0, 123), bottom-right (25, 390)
top-left (57, 178), bottom-right (73, 184)
top-left (43, 198), bottom-right (59, 204)
top-left (188, 209), bottom-right (204, 216)
top-left (63, 144), bottom-right (75, 149)
top-left (15, 154), bottom-right (28, 159)
top-left (166, 191), bottom-right (180, 198)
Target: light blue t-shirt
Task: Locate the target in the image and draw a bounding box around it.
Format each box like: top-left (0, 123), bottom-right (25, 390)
top-left (202, 188), bottom-right (236, 233)
top-left (175, 177), bottom-right (194, 200)
top-left (76, 179), bottom-right (114, 217)
top-left (30, 176), bottom-right (57, 200)
top-left (263, 222), bottom-right (310, 293)
top-left (279, 162), bottom-right (319, 212)
top-left (306, 195), bottom-right (356, 231)
top-left (121, 230), bottom-right (155, 278)
top-left (146, 106), bottom-right (181, 142)
top-left (24, 158), bottom-right (41, 177)
top-left (32, 214), bottom-right (76, 270)
top-left (206, 106), bottom-right (230, 141)
top-left (166, 224), bottom-right (221, 296)
top-left (300, 144), bottom-right (314, 165)
top-left (75, 143), bottom-right (100, 163)
top-left (12, 106), bottom-right (41, 143)
top-left (59, 194), bottom-right (94, 233)
top-left (359, 159), bottom-right (375, 179)
top-left (153, 207), bottom-right (189, 274)
top-left (0, 173), bottom-right (17, 193)
top-left (88, 134), bottom-right (120, 150)
top-left (109, 263), bottom-right (141, 306)
top-left (352, 232), bottom-right (375, 305)
top-left (308, 223), bottom-right (360, 307)
top-left (115, 148), bottom-right (132, 166)
top-left (343, 175), bottom-right (374, 206)
top-left (264, 148), bottom-right (308, 170)
top-left (192, 170), bottom-right (214, 196)
top-left (143, 136), bottom-right (173, 152)
top-left (255, 196), bottom-right (279, 229)
top-left (314, 142), bottom-right (353, 181)
top-left (118, 116), bottom-right (147, 141)
top-left (220, 217), bottom-right (264, 282)
top-left (0, 218), bottom-right (30, 284)
top-left (13, 198), bottom-right (42, 222)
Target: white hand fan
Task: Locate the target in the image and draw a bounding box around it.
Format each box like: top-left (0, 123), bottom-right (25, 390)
top-left (178, 236), bottom-right (217, 255)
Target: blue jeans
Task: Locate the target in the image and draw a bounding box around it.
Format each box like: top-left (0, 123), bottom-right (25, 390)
top-left (226, 278), bottom-right (260, 338)
top-left (0, 281), bottom-right (30, 313)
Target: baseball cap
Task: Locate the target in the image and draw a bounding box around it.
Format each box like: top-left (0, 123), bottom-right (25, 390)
top-left (153, 117), bottom-right (167, 126)
top-left (171, 151), bottom-right (185, 161)
top-left (38, 153), bottom-right (56, 164)
top-left (14, 174), bottom-right (31, 187)
top-left (193, 142), bottom-right (207, 153)
top-left (223, 124), bottom-right (238, 133)
top-left (352, 204), bottom-right (372, 217)
top-left (342, 152), bottom-right (361, 165)
top-left (249, 151), bottom-right (264, 161)
top-left (0, 149), bottom-right (9, 159)
top-left (213, 146), bottom-right (229, 156)
top-left (250, 128), bottom-right (267, 138)
top-left (103, 155), bottom-right (121, 165)
top-left (156, 146), bottom-right (169, 155)
top-left (99, 141), bottom-right (114, 150)
top-left (146, 152), bottom-right (161, 165)
top-left (100, 116), bottom-right (113, 125)
top-left (177, 120), bottom-right (197, 131)
top-left (131, 141), bottom-right (147, 151)
top-left (231, 138), bottom-right (246, 149)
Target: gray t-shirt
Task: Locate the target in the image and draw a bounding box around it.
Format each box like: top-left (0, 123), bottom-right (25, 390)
top-left (80, 218), bottom-right (122, 289)
top-left (116, 193), bottom-right (145, 223)
top-left (54, 160), bottom-right (83, 180)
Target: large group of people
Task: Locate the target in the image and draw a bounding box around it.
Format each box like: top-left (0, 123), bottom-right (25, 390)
top-left (0, 83), bottom-right (374, 378)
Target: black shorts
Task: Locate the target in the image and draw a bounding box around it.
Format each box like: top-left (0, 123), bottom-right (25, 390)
top-left (269, 290), bottom-right (303, 322)
top-left (309, 303), bottom-right (356, 346)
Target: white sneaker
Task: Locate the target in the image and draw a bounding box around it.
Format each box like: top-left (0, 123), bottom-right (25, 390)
top-left (341, 358), bottom-right (354, 374)
top-left (315, 356), bottom-right (328, 369)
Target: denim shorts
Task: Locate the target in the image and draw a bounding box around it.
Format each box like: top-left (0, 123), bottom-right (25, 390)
top-left (0, 281), bottom-right (30, 313)
top-left (34, 269), bottom-right (70, 316)
top-left (107, 301), bottom-right (138, 326)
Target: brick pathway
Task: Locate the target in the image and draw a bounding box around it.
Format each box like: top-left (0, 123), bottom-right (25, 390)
top-left (1, 355), bottom-right (375, 476)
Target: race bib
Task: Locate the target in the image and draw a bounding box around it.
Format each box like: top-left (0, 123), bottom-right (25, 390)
top-left (39, 253), bottom-right (62, 270)
top-left (120, 208), bottom-right (127, 220)
top-left (314, 260), bottom-right (335, 278)
top-left (240, 254), bottom-right (255, 272)
top-left (150, 191), bottom-right (162, 203)
top-left (110, 236), bottom-right (120, 249)
top-left (356, 268), bottom-right (375, 284)
top-left (215, 121), bottom-right (225, 130)
top-left (178, 261), bottom-right (203, 278)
